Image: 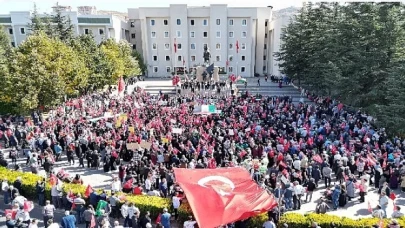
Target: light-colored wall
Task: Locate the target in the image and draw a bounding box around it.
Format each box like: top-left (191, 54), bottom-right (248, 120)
top-left (269, 15), bottom-right (291, 76)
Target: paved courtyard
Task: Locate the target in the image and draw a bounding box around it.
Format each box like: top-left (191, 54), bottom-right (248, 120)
top-left (1, 79), bottom-right (404, 222)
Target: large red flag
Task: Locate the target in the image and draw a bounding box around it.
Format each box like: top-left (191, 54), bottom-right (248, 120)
top-left (236, 40), bottom-right (239, 53)
top-left (173, 167), bottom-right (277, 228)
top-left (84, 185), bottom-right (93, 198)
top-left (118, 77), bottom-right (125, 94)
top-left (174, 38), bottom-right (177, 53)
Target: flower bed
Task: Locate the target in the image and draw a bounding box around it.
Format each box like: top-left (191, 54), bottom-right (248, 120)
top-left (178, 202), bottom-right (405, 228)
top-left (0, 167), bottom-right (170, 219)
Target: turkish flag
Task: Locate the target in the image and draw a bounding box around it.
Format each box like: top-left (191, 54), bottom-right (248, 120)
top-left (312, 154), bottom-right (323, 164)
top-left (173, 167), bottom-right (277, 228)
top-left (118, 77), bottom-right (125, 94)
top-left (236, 40), bottom-right (239, 53)
top-left (84, 185), bottom-right (93, 198)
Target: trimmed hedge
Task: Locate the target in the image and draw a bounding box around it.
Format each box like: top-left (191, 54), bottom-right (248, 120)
top-left (178, 202), bottom-right (405, 228)
top-left (4, 167), bottom-right (403, 227)
top-left (279, 213), bottom-right (405, 228)
top-left (0, 167), bottom-right (170, 219)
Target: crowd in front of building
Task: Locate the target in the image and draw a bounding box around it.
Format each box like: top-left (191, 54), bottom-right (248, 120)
top-left (0, 76), bottom-right (404, 228)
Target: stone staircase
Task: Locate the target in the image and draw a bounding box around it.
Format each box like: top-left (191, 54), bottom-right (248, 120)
top-left (138, 78), bottom-right (312, 104)
top-left (235, 78), bottom-right (311, 103)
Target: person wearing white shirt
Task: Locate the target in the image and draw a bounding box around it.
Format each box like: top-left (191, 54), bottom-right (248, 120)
top-left (379, 192), bottom-right (389, 218)
top-left (292, 181), bottom-right (304, 210)
top-left (28, 219), bottom-right (39, 228)
top-left (111, 177), bottom-right (121, 192)
top-left (263, 217), bottom-right (276, 228)
top-left (145, 177), bottom-right (152, 191)
top-left (172, 192), bottom-right (182, 220)
top-left (293, 158), bottom-right (301, 170)
top-left (15, 208), bottom-right (30, 224)
top-left (391, 206), bottom-right (404, 218)
top-left (183, 216), bottom-right (197, 228)
top-left (12, 194), bottom-right (26, 208)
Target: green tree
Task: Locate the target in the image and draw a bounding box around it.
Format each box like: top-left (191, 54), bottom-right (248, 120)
top-left (132, 49), bottom-right (147, 75)
top-left (275, 2), bottom-right (405, 134)
top-left (52, 3), bottom-right (75, 43)
top-left (7, 32), bottom-right (87, 111)
top-left (71, 34), bottom-right (114, 91)
top-left (100, 39), bottom-right (140, 82)
top-left (28, 3), bottom-right (45, 33)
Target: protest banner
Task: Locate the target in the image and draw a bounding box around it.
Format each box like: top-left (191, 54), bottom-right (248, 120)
top-left (172, 128), bottom-right (183, 134)
top-left (127, 143), bottom-right (140, 151)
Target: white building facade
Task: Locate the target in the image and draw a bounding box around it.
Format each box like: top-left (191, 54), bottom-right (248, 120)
top-left (0, 4), bottom-right (298, 77)
top-left (128, 4), bottom-right (288, 78)
top-left (0, 6), bottom-right (129, 47)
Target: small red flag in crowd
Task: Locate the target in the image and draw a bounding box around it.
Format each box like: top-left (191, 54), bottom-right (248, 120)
top-left (118, 77), bottom-right (125, 94)
top-left (49, 174), bottom-right (57, 186)
top-left (367, 201), bottom-right (372, 213)
top-left (84, 185), bottom-right (93, 198)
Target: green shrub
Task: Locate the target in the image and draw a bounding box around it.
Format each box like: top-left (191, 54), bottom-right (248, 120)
top-left (0, 167), bottom-right (170, 219)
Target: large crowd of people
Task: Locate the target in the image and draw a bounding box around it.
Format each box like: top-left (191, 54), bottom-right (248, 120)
top-left (0, 76), bottom-right (404, 228)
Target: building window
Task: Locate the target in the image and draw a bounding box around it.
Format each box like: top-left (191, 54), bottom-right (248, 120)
top-left (164, 43), bottom-right (170, 50)
top-left (265, 21), bottom-right (268, 27)
top-left (99, 29), bottom-right (104, 35)
top-left (164, 19), bottom-right (168, 25)
top-left (229, 43), bottom-right (233, 50)
top-left (265, 33), bottom-right (267, 38)
top-left (132, 44), bottom-right (136, 49)
top-left (177, 19), bottom-right (181, 25)
top-left (190, 19), bottom-right (195, 26)
top-left (131, 33), bottom-right (136, 39)
top-left (151, 20), bottom-right (155, 26)
top-left (153, 66), bottom-right (158, 73)
top-left (151, 32), bottom-right (156, 38)
top-left (11, 42), bottom-right (15, 47)
top-left (228, 55), bottom-right (233, 62)
top-left (191, 43), bottom-right (196, 50)
top-left (178, 56), bottom-right (182, 62)
top-left (242, 31), bottom-right (247, 38)
top-left (203, 19), bottom-right (208, 26)
top-left (216, 55), bottom-right (221, 62)
top-left (176, 31), bottom-right (181, 38)
top-left (229, 32), bottom-right (234, 38)
top-left (216, 31), bottom-right (221, 38)
top-left (190, 31), bottom-right (195, 38)
top-left (242, 19), bottom-right (247, 26)
top-left (130, 22), bottom-right (135, 27)
top-left (216, 19), bottom-right (220, 25)
top-left (228, 66), bottom-right (233, 73)
top-left (177, 43), bottom-right (182, 50)
top-left (166, 67), bottom-right (171, 73)
top-left (216, 43), bottom-right (221, 50)
top-left (191, 56), bottom-right (196, 62)
top-left (264, 44), bottom-right (267, 49)
top-left (153, 55), bottom-right (158, 61)
top-left (84, 28), bottom-right (89, 35)
top-left (241, 66), bottom-right (246, 72)
top-left (263, 55), bottom-right (267, 60)
top-left (164, 31), bottom-right (169, 38)
top-left (263, 66), bottom-right (267, 71)
top-left (203, 32), bottom-right (208, 38)
top-left (241, 56), bottom-right (246, 61)
top-left (165, 56), bottom-right (170, 61)
top-left (8, 28), bottom-right (13, 35)
top-left (203, 44), bottom-right (208, 49)
top-left (229, 19), bottom-right (234, 26)
top-left (152, 43), bottom-right (157, 50)
top-left (241, 43), bottom-right (246, 50)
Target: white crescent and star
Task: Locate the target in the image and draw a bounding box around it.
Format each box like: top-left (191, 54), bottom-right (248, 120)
top-left (197, 175), bottom-right (235, 196)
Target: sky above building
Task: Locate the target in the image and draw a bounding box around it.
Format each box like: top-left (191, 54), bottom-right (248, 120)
top-left (0, 0), bottom-right (304, 14)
